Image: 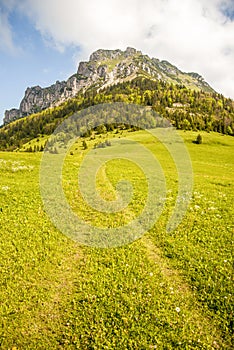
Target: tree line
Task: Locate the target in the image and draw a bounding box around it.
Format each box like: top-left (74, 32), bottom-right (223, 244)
top-left (0, 77), bottom-right (233, 151)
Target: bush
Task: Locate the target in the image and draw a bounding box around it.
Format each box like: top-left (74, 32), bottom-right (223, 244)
top-left (105, 140), bottom-right (111, 147)
top-left (196, 134), bottom-right (202, 144)
top-left (82, 140), bottom-right (88, 150)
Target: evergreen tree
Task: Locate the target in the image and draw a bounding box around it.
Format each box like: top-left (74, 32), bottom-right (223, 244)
top-left (196, 134), bottom-right (202, 144)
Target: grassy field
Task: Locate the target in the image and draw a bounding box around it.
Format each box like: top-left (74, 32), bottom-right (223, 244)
top-left (0, 130), bottom-right (233, 349)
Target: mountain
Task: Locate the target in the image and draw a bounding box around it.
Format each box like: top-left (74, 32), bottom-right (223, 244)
top-left (4, 47), bottom-right (215, 124)
top-left (1, 47), bottom-right (233, 151)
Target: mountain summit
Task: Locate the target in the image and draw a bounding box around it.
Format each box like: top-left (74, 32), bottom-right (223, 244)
top-left (4, 47), bottom-right (214, 124)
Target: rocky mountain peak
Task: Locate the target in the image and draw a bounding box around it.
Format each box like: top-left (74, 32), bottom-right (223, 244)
top-left (3, 47), bottom-right (215, 125)
top-left (89, 47), bottom-right (141, 62)
top-left (89, 48), bottom-right (122, 62)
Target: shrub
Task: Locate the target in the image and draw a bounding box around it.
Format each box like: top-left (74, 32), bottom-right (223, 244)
top-left (196, 134), bottom-right (202, 144)
top-left (82, 140), bottom-right (88, 150)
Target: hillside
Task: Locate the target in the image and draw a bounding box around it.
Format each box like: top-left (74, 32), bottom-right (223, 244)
top-left (0, 75), bottom-right (234, 151)
top-left (0, 130), bottom-right (233, 348)
top-left (4, 47), bottom-right (215, 124)
top-left (1, 50), bottom-right (233, 348)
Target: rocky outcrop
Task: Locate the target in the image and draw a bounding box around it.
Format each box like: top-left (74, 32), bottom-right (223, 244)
top-left (4, 109), bottom-right (21, 124)
top-left (19, 82), bottom-right (65, 115)
top-left (3, 47), bottom-right (215, 125)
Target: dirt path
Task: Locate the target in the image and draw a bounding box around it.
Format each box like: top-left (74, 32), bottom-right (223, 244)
top-left (142, 235), bottom-right (226, 349)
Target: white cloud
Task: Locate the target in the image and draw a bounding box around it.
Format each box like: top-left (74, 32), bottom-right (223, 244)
top-left (0, 0), bottom-right (23, 54)
top-left (6, 0), bottom-right (234, 98)
top-left (0, 10), bottom-right (16, 53)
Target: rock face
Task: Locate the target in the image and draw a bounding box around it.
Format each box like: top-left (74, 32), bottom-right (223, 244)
top-left (4, 109), bottom-right (21, 124)
top-left (3, 47), bottom-right (215, 124)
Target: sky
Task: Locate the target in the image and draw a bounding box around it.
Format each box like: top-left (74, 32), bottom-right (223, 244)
top-left (0, 0), bottom-right (234, 124)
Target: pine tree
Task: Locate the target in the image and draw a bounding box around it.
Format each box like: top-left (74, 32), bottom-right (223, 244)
top-left (196, 134), bottom-right (202, 144)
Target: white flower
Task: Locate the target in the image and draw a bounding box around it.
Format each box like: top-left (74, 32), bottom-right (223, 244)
top-left (149, 272), bottom-right (153, 277)
top-left (209, 207), bottom-right (216, 210)
top-left (12, 164), bottom-right (34, 172)
top-left (175, 307), bottom-right (180, 313)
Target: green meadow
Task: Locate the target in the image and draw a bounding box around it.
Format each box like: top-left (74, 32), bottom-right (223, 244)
top-left (0, 130), bottom-right (233, 349)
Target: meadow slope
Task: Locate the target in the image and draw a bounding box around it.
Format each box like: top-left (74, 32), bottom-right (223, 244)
top-left (0, 130), bottom-right (233, 349)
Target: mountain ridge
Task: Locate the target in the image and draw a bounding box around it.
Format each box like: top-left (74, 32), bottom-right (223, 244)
top-left (1, 73), bottom-right (233, 151)
top-left (4, 47), bottom-right (215, 124)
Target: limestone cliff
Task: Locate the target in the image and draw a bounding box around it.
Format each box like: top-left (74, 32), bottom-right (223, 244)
top-left (4, 47), bottom-right (214, 124)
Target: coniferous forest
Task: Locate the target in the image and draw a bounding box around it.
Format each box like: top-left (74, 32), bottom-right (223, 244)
top-left (0, 77), bottom-right (233, 151)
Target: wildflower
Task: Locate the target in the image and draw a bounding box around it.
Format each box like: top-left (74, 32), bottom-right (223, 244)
top-left (149, 272), bottom-right (153, 277)
top-left (208, 206), bottom-right (216, 210)
top-left (175, 307), bottom-right (180, 313)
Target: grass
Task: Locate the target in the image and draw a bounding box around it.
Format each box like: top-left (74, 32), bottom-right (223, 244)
top-left (18, 134), bottom-right (49, 152)
top-left (0, 130), bottom-right (233, 349)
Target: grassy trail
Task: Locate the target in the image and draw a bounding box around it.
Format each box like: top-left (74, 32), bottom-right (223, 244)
top-left (0, 130), bottom-right (233, 349)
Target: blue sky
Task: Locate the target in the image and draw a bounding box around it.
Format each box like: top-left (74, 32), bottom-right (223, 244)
top-left (0, 5), bottom-right (80, 123)
top-left (0, 0), bottom-right (234, 124)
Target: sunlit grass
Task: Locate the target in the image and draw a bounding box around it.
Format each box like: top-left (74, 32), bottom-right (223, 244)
top-left (0, 130), bottom-right (233, 349)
